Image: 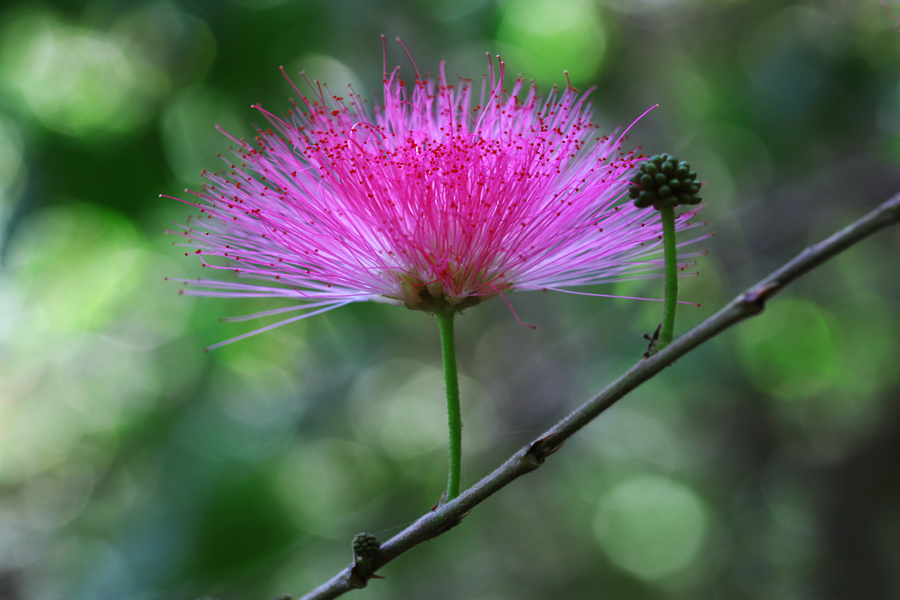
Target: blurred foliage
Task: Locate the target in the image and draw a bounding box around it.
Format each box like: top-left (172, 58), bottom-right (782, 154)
top-left (1, 1), bottom-right (899, 599)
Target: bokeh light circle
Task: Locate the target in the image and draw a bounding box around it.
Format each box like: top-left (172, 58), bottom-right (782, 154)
top-left (594, 475), bottom-right (708, 580)
top-left (497, 0), bottom-right (607, 85)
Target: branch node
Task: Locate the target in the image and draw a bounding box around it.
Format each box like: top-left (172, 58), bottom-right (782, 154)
top-left (525, 434), bottom-right (566, 466)
top-left (348, 533), bottom-right (383, 588)
top-left (346, 568), bottom-right (370, 589)
top-left (437, 508), bottom-right (472, 534)
top-left (741, 283), bottom-right (779, 312)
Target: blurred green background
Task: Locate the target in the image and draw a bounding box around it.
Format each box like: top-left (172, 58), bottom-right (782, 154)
top-left (1, 1), bottom-right (899, 599)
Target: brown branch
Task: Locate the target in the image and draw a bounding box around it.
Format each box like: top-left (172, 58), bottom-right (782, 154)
top-left (291, 192), bottom-right (900, 600)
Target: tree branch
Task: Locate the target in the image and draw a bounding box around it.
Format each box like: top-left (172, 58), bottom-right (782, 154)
top-left (292, 192), bottom-right (900, 600)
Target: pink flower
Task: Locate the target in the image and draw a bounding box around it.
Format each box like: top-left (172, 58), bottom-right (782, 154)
top-left (167, 48), bottom-right (705, 349)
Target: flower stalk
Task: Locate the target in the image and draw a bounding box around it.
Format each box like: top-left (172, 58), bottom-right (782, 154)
top-left (628, 153), bottom-right (703, 352)
top-left (436, 311), bottom-right (462, 502)
top-left (659, 203), bottom-right (678, 350)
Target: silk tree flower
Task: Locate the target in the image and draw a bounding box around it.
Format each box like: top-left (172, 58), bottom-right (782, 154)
top-left (166, 53), bottom-right (706, 349)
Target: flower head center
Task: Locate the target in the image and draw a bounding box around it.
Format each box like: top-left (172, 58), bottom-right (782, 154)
top-left (397, 272), bottom-right (500, 314)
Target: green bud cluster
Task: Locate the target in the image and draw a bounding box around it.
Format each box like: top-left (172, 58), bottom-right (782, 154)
top-left (352, 533), bottom-right (381, 560)
top-left (628, 154), bottom-right (701, 210)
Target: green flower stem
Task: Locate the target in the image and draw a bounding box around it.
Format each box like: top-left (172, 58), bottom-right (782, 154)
top-left (436, 310), bottom-right (462, 502)
top-left (659, 203), bottom-right (678, 350)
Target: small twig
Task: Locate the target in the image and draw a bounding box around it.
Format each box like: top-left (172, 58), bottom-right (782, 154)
top-left (293, 192), bottom-right (900, 600)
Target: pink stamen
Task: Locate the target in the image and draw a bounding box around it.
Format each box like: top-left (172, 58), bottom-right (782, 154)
top-left (166, 43), bottom-right (709, 345)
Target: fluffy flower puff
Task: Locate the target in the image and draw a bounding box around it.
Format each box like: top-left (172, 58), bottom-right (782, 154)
top-left (168, 51), bottom-right (706, 349)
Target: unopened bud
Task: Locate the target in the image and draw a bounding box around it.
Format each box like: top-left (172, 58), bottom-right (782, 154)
top-left (629, 154), bottom-right (702, 210)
